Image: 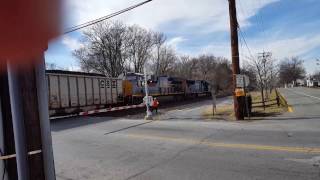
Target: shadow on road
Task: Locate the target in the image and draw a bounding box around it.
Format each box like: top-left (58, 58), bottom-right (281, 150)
top-left (94, 96), bottom-right (213, 119)
top-left (250, 111), bottom-right (282, 117)
top-left (51, 116), bottom-right (119, 132)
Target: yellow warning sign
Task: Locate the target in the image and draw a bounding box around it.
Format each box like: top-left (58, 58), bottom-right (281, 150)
top-left (235, 88), bottom-right (245, 97)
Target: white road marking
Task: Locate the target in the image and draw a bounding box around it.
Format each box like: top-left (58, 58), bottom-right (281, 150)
top-left (286, 88), bottom-right (320, 101)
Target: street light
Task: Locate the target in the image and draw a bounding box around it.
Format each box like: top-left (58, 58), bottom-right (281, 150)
top-left (144, 63), bottom-right (153, 120)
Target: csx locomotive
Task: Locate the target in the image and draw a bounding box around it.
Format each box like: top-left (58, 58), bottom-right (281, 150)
top-left (47, 70), bottom-right (211, 116)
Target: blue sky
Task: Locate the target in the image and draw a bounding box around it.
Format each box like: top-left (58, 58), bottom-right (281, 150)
top-left (45, 0), bottom-right (320, 74)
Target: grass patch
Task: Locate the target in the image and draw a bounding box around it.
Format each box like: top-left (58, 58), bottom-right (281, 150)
top-left (202, 89), bottom-right (287, 121)
top-left (202, 104), bottom-right (235, 121)
top-left (249, 90), bottom-right (287, 119)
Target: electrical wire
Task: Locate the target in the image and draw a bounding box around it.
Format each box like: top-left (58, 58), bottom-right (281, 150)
top-left (233, 0), bottom-right (256, 61)
top-left (237, 0), bottom-right (249, 22)
top-left (256, 0), bottom-right (269, 51)
top-left (238, 24), bottom-right (255, 60)
top-left (238, 0), bottom-right (268, 52)
top-left (64, 0), bottom-right (153, 34)
top-left (239, 36), bottom-right (252, 64)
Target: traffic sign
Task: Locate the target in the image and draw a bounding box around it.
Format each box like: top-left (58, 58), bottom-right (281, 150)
top-left (236, 75), bottom-right (250, 88)
top-left (235, 88), bottom-right (245, 97)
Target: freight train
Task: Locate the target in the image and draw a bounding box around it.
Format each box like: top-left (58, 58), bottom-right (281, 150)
top-left (47, 70), bottom-right (211, 116)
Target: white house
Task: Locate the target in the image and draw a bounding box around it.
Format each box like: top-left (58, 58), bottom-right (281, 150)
top-left (306, 78), bottom-right (319, 87)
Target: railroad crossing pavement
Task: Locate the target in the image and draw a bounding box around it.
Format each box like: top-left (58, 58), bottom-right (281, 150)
top-left (137, 97), bottom-right (233, 121)
top-left (51, 95), bottom-right (320, 180)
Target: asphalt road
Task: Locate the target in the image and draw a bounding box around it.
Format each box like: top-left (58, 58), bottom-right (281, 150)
top-left (52, 94), bottom-right (320, 180)
top-left (279, 87), bottom-right (320, 117)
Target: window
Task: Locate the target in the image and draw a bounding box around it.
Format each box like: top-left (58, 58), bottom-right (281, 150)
top-left (112, 80), bottom-right (116, 88)
top-left (99, 80), bottom-right (105, 88)
top-left (106, 80), bottom-right (110, 88)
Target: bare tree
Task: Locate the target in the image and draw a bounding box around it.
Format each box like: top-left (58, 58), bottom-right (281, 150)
top-left (266, 62), bottom-right (278, 94)
top-left (150, 45), bottom-right (177, 75)
top-left (71, 20), bottom-right (234, 91)
top-left (127, 25), bottom-right (154, 73)
top-left (73, 47), bottom-right (95, 73)
top-left (152, 32), bottom-right (166, 76)
top-left (212, 57), bottom-right (233, 93)
top-left (241, 66), bottom-right (257, 90)
top-left (194, 55), bottom-right (217, 81)
top-left (158, 46), bottom-right (177, 75)
top-left (249, 57), bottom-right (265, 106)
top-left (168, 56), bottom-right (197, 79)
top-left (167, 54), bottom-right (232, 94)
top-left (73, 21), bottom-right (128, 77)
top-left (279, 56), bottom-right (306, 86)
top-left (248, 53), bottom-right (276, 107)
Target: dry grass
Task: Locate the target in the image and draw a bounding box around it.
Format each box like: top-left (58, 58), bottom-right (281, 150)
top-left (250, 90), bottom-right (287, 118)
top-left (202, 104), bottom-right (235, 121)
top-left (202, 89), bottom-right (287, 121)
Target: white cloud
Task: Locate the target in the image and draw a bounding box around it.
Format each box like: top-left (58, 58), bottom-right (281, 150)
top-left (62, 0), bottom-right (280, 59)
top-left (166, 36), bottom-right (187, 50)
top-left (48, 0), bottom-right (319, 74)
top-left (263, 36), bottom-right (320, 59)
top-left (200, 43), bottom-right (231, 58)
top-left (62, 36), bottom-right (83, 50)
top-left (62, 0), bottom-right (280, 56)
top-left (240, 34), bottom-right (320, 60)
top-left (65, 0), bottom-right (279, 32)
top-left (196, 33), bottom-right (320, 63)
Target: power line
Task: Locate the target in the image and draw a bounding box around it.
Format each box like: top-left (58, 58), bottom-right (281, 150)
top-left (256, 0), bottom-right (268, 51)
top-left (238, 29), bottom-right (247, 60)
top-left (239, 23), bottom-right (253, 60)
top-left (64, 0), bottom-right (153, 34)
top-left (238, 0), bottom-right (269, 52)
top-left (237, 2), bottom-right (248, 66)
top-left (235, 0), bottom-right (256, 61)
top-left (236, 4), bottom-right (252, 62)
top-left (237, 0), bottom-right (249, 22)
top-left (238, 25), bottom-right (255, 60)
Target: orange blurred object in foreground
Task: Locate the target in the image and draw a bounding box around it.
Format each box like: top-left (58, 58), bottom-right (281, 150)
top-left (0, 0), bottom-right (62, 67)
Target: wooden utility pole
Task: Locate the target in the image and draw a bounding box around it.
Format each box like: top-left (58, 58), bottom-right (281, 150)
top-left (228, 0), bottom-right (244, 120)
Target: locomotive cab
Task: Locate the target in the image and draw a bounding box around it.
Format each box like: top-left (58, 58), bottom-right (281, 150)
top-left (121, 72), bottom-right (145, 104)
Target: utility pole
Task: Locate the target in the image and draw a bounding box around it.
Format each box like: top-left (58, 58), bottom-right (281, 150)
top-left (0, 63), bottom-right (18, 180)
top-left (0, 56), bottom-right (56, 180)
top-left (144, 64), bottom-right (153, 120)
top-left (228, 0), bottom-right (244, 120)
